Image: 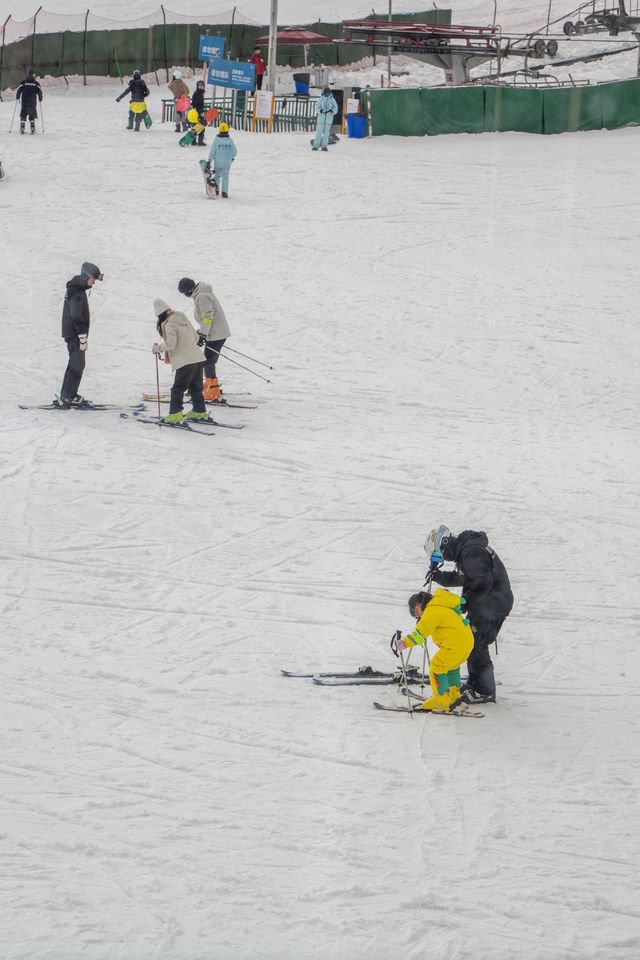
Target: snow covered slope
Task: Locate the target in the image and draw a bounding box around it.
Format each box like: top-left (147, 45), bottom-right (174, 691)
top-left (2, 74), bottom-right (640, 960)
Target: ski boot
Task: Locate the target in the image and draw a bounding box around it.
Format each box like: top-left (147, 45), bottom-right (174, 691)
top-left (185, 411), bottom-right (208, 421)
top-left (203, 378), bottom-right (221, 401)
top-left (418, 691), bottom-right (452, 712)
top-left (30, 121), bottom-right (36, 135)
top-left (163, 411), bottom-right (183, 424)
top-left (221, 192), bottom-right (228, 198)
top-left (70, 395), bottom-right (94, 408)
top-left (20, 122), bottom-right (25, 135)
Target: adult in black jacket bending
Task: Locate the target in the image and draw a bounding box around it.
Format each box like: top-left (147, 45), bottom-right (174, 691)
top-left (56, 262), bottom-right (103, 408)
top-left (16, 69), bottom-right (43, 135)
top-left (431, 530), bottom-right (513, 703)
top-left (116, 70), bottom-right (150, 131)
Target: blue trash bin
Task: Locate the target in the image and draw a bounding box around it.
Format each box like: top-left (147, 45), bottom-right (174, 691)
top-left (346, 115), bottom-right (366, 138)
top-left (293, 73), bottom-right (310, 96)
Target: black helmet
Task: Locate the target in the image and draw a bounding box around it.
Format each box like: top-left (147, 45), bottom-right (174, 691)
top-left (440, 535), bottom-right (458, 561)
top-left (323, 86), bottom-right (331, 94)
top-left (196, 80), bottom-right (205, 88)
top-left (133, 69), bottom-right (141, 79)
top-left (81, 261), bottom-right (103, 281)
top-left (177, 277), bottom-right (196, 296)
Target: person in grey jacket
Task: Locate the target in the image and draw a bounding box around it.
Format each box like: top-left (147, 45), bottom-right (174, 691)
top-left (151, 299), bottom-right (206, 423)
top-left (177, 277), bottom-right (231, 401)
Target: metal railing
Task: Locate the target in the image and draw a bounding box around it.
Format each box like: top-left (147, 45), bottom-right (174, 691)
top-left (162, 94), bottom-right (319, 132)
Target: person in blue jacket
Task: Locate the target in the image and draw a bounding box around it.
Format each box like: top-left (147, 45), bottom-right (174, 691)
top-left (312, 87), bottom-right (338, 151)
top-left (205, 123), bottom-right (237, 198)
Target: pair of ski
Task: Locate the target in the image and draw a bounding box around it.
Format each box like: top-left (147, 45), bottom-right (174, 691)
top-left (282, 666), bottom-right (429, 687)
top-left (120, 411), bottom-right (244, 435)
top-left (143, 393), bottom-right (256, 410)
top-left (20, 401), bottom-right (147, 412)
top-left (282, 666), bottom-right (483, 718)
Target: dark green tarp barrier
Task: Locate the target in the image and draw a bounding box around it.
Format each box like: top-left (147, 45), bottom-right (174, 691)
top-left (542, 84), bottom-right (603, 134)
top-left (484, 85), bottom-right (544, 134)
top-left (600, 76), bottom-right (640, 129)
top-left (422, 86), bottom-right (485, 135)
top-left (368, 87), bottom-right (423, 137)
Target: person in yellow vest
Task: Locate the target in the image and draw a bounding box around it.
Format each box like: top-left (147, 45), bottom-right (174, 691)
top-left (395, 589), bottom-right (474, 711)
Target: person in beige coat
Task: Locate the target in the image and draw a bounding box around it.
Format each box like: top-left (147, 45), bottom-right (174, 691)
top-left (177, 277), bottom-right (231, 401)
top-left (152, 299), bottom-right (206, 423)
top-left (168, 71), bottom-right (191, 132)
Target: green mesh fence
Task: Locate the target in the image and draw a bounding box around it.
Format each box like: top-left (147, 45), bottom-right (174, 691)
top-left (484, 85), bottom-right (544, 134)
top-left (0, 10), bottom-right (449, 93)
top-left (366, 78), bottom-right (640, 138)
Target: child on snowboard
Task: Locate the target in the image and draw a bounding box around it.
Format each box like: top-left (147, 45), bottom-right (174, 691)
top-left (395, 589), bottom-right (474, 711)
top-left (205, 123), bottom-right (237, 198)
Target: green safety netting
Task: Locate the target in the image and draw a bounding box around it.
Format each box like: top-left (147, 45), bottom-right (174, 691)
top-left (0, 10), bottom-right (450, 91)
top-left (600, 76), bottom-right (640, 129)
top-left (367, 88), bottom-right (423, 137)
top-left (422, 86), bottom-right (485, 135)
top-left (542, 84), bottom-right (604, 134)
top-left (484, 85), bottom-right (544, 134)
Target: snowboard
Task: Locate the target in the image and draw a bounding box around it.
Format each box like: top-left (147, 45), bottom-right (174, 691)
top-left (309, 133), bottom-right (340, 147)
top-left (179, 107), bottom-right (219, 147)
top-left (199, 158), bottom-right (218, 199)
top-left (0, 162), bottom-right (5, 180)
top-left (144, 114), bottom-right (152, 129)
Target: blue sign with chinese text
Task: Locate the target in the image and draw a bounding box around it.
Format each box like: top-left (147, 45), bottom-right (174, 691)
top-left (199, 35), bottom-right (225, 61)
top-left (207, 59), bottom-right (255, 91)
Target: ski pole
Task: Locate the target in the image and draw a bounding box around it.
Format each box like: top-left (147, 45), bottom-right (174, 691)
top-left (391, 631), bottom-right (414, 717)
top-left (398, 649), bottom-right (414, 718)
top-left (421, 573), bottom-right (433, 694)
top-left (155, 353), bottom-right (161, 418)
top-left (220, 352), bottom-right (271, 383)
top-left (9, 100), bottom-right (17, 133)
top-left (221, 345), bottom-right (274, 370)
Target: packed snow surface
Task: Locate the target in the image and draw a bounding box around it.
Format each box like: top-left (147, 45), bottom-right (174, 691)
top-left (2, 27), bottom-right (640, 960)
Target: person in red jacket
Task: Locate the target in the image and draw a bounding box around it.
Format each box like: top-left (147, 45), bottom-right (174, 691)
top-left (249, 47), bottom-right (266, 91)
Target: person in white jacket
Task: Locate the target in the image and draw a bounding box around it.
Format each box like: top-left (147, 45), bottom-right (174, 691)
top-left (151, 298), bottom-right (206, 423)
top-left (177, 277), bottom-right (231, 401)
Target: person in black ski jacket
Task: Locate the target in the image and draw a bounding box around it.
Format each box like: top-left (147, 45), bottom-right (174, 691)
top-left (190, 80), bottom-right (207, 145)
top-left (116, 70), bottom-right (150, 131)
top-left (431, 529), bottom-right (513, 703)
top-left (57, 262), bottom-right (103, 408)
top-left (15, 69), bottom-right (43, 135)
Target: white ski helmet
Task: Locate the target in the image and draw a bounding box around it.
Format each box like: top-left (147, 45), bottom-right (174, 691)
top-left (424, 524), bottom-right (451, 556)
top-left (173, 70), bottom-right (182, 79)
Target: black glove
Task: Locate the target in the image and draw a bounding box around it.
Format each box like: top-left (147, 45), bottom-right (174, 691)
top-left (390, 629), bottom-right (402, 657)
top-left (197, 333), bottom-right (207, 347)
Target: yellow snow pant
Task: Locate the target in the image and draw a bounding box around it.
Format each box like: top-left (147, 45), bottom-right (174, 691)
top-left (429, 635), bottom-right (474, 694)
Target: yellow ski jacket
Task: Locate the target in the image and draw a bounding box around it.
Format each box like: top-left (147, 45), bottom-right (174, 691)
top-left (403, 588), bottom-right (474, 659)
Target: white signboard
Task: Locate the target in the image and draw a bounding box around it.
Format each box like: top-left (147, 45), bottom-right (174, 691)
top-left (254, 90), bottom-right (274, 120)
top-left (346, 97), bottom-right (360, 115)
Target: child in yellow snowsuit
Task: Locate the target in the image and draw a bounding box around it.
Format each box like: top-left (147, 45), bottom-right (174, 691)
top-left (396, 589), bottom-right (474, 711)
